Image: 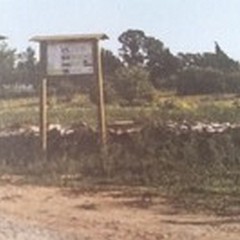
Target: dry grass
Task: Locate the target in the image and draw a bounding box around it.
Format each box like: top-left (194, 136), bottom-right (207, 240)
top-left (0, 93), bottom-right (240, 129)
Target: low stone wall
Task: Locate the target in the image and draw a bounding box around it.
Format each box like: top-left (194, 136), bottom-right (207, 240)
top-left (0, 120), bottom-right (240, 163)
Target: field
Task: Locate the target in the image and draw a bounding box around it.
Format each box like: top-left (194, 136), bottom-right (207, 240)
top-left (0, 92), bottom-right (240, 208)
top-left (0, 92), bottom-right (240, 239)
top-left (2, 92), bottom-right (240, 129)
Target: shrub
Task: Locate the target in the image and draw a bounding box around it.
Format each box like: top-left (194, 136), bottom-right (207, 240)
top-left (89, 78), bottom-right (119, 105)
top-left (114, 66), bottom-right (155, 104)
top-left (224, 72), bottom-right (240, 93)
top-left (176, 67), bottom-right (225, 95)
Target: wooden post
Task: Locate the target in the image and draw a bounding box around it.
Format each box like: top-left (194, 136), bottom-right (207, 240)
top-left (94, 40), bottom-right (107, 147)
top-left (40, 78), bottom-right (47, 155)
top-left (39, 42), bottom-right (48, 156)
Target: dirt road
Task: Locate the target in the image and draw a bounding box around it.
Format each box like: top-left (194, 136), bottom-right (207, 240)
top-left (0, 183), bottom-right (239, 240)
top-left (0, 213), bottom-right (79, 240)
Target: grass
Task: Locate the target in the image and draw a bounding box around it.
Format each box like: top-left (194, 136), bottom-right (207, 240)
top-left (1, 92), bottom-right (240, 215)
top-left (0, 92), bottom-right (240, 129)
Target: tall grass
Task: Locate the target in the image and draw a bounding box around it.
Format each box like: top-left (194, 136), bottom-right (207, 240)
top-left (1, 93), bottom-right (240, 129)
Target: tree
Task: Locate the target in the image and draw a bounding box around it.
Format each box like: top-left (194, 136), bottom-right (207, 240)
top-left (176, 67), bottom-right (225, 95)
top-left (178, 42), bottom-right (239, 72)
top-left (176, 42), bottom-right (240, 95)
top-left (178, 53), bottom-right (203, 69)
top-left (114, 66), bottom-right (154, 104)
top-left (213, 42), bottom-right (239, 72)
top-left (88, 49), bottom-right (122, 105)
top-left (144, 37), bottom-right (179, 88)
top-left (118, 29), bottom-right (179, 89)
top-left (118, 29), bottom-right (146, 66)
top-left (0, 42), bottom-right (15, 85)
top-left (16, 47), bottom-right (38, 86)
top-left (101, 48), bottom-right (122, 77)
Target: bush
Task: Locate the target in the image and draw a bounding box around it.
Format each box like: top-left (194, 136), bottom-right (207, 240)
top-left (176, 67), bottom-right (225, 95)
top-left (89, 78), bottom-right (119, 105)
top-left (2, 120), bottom-right (240, 199)
top-left (224, 72), bottom-right (240, 93)
top-left (114, 66), bottom-right (155, 104)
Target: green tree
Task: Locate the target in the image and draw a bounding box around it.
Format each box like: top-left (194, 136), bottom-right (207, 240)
top-left (0, 42), bottom-right (15, 85)
top-left (118, 29), bottom-right (146, 66)
top-left (213, 42), bottom-right (239, 72)
top-left (176, 67), bottom-right (225, 95)
top-left (114, 66), bottom-right (154, 104)
top-left (178, 42), bottom-right (239, 72)
top-left (144, 37), bottom-right (179, 88)
top-left (177, 43), bottom-right (240, 95)
top-left (178, 53), bottom-right (203, 68)
top-left (89, 49), bottom-right (122, 105)
top-left (102, 48), bottom-right (122, 76)
top-left (118, 29), bottom-right (179, 89)
top-left (16, 47), bottom-right (38, 87)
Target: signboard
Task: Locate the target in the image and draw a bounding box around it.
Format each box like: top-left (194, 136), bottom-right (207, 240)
top-left (31, 33), bottom-right (108, 152)
top-left (47, 42), bottom-right (94, 75)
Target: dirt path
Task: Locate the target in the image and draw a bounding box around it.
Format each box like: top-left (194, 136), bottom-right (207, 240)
top-left (0, 183), bottom-right (239, 240)
top-left (0, 212), bottom-right (80, 240)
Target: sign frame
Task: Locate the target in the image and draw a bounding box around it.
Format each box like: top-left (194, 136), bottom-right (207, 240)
top-left (46, 41), bottom-right (95, 76)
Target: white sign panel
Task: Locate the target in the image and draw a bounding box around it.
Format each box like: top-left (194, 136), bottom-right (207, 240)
top-left (47, 42), bottom-right (94, 75)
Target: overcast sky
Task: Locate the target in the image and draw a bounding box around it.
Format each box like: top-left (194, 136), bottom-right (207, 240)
top-left (0, 0), bottom-right (240, 59)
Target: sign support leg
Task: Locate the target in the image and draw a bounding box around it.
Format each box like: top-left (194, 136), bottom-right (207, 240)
top-left (96, 41), bottom-right (107, 147)
top-left (40, 78), bottom-right (48, 158)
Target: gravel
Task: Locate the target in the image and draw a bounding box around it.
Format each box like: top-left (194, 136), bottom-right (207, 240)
top-left (0, 213), bottom-right (81, 240)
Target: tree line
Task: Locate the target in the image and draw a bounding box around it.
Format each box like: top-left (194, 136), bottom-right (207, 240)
top-left (0, 29), bottom-right (240, 103)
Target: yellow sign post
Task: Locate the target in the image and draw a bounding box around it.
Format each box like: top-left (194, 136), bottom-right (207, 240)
top-left (31, 33), bottom-right (108, 154)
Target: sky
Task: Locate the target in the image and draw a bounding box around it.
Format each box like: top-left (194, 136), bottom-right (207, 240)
top-left (0, 0), bottom-right (240, 60)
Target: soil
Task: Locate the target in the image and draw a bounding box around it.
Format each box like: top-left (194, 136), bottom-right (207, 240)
top-left (0, 177), bottom-right (239, 240)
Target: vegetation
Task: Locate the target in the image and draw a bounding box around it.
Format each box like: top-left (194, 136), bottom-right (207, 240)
top-left (1, 104), bottom-right (240, 214)
top-left (113, 66), bottom-right (154, 104)
top-left (0, 28), bottom-right (240, 101)
top-left (0, 29), bottom-right (240, 214)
